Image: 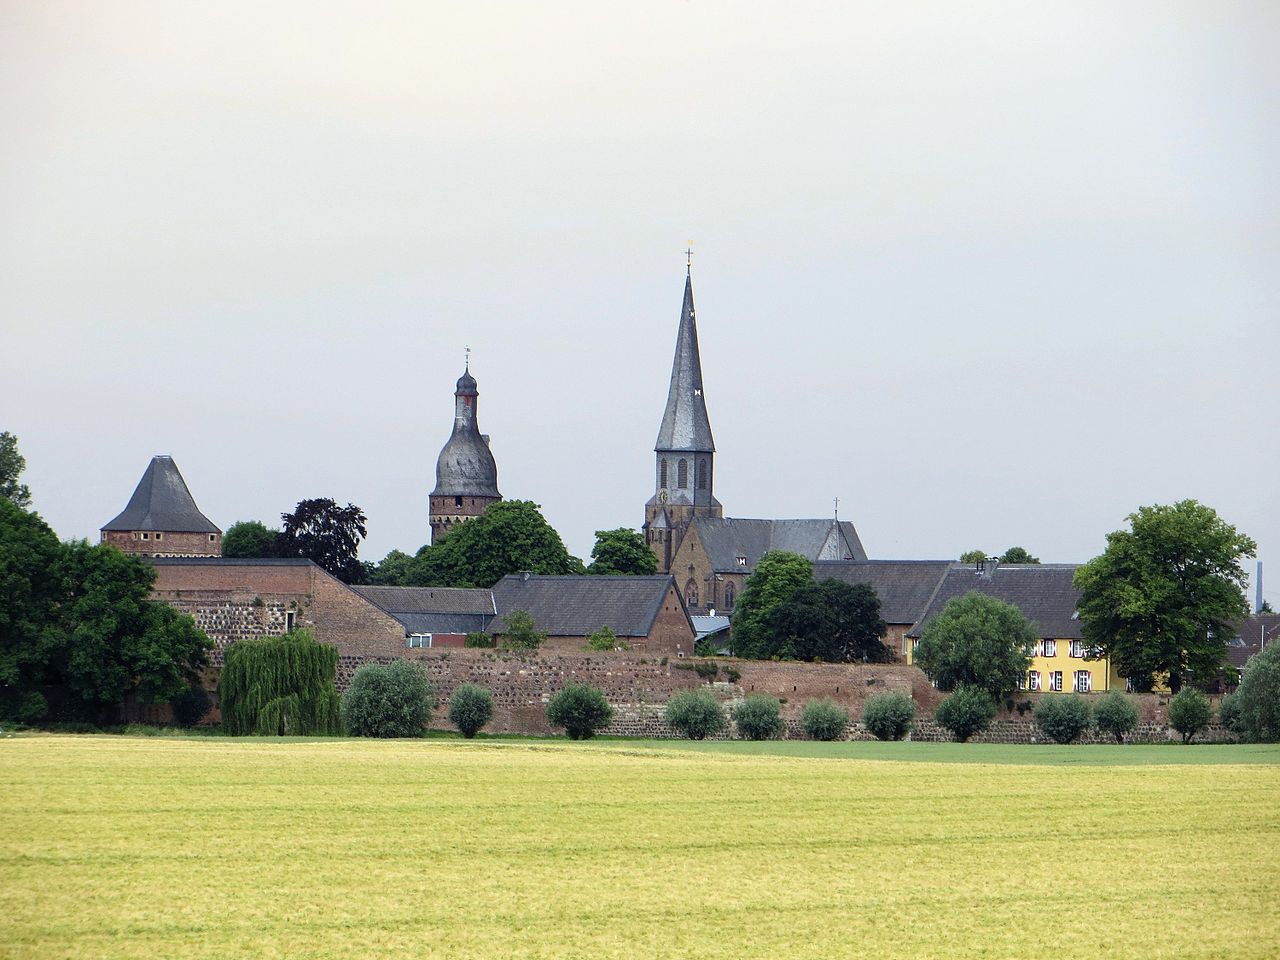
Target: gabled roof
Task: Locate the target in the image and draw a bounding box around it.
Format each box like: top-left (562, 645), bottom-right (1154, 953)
top-left (490, 574), bottom-right (687, 638)
top-left (351, 585), bottom-right (496, 636)
top-left (693, 517), bottom-right (867, 573)
top-left (906, 563), bottom-right (1084, 639)
top-left (814, 560), bottom-right (952, 624)
top-left (102, 456), bottom-right (220, 534)
top-left (654, 273), bottom-right (715, 453)
top-left (1229, 615), bottom-right (1280, 669)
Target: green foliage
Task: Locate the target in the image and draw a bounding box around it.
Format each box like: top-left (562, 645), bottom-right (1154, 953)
top-left (730, 551), bottom-right (814, 659)
top-left (1233, 642), bottom-right (1280, 741)
top-left (1218, 691), bottom-right (1244, 736)
top-left (546, 682), bottom-right (613, 740)
top-left (0, 431), bottom-right (32, 508)
top-left (1033, 695), bottom-right (1094, 744)
top-left (802, 698), bottom-right (851, 741)
top-left (463, 632), bottom-right (494, 648)
top-left (341, 660), bottom-right (434, 738)
top-left (403, 501), bottom-right (582, 588)
top-left (585, 625), bottom-right (626, 651)
top-left (1000, 546), bottom-right (1040, 564)
top-left (664, 689), bottom-right (726, 740)
top-left (861, 692), bottom-right (915, 741)
top-left (367, 549), bottom-right (415, 585)
top-left (587, 528), bottom-right (657, 576)
top-left (499, 610), bottom-right (546, 650)
top-left (733, 694), bottom-right (783, 740)
top-left (1074, 500), bottom-right (1255, 694)
top-left (1093, 691), bottom-right (1140, 743)
top-left (764, 579), bottom-right (890, 663)
top-left (1168, 687), bottom-right (1212, 744)
top-left (0, 499), bottom-right (64, 720)
top-left (221, 520), bottom-right (285, 559)
top-left (959, 549), bottom-right (989, 564)
top-left (448, 683), bottom-right (494, 738)
top-left (913, 592), bottom-right (1035, 699)
top-left (170, 684), bottom-right (212, 727)
top-left (279, 498), bottom-right (368, 583)
top-left (220, 630), bottom-right (340, 736)
top-left (935, 685), bottom-right (997, 742)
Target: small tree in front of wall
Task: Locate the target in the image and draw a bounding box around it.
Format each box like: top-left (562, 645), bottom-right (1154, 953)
top-left (1168, 687), bottom-right (1211, 744)
top-left (733, 694), bottom-right (784, 741)
top-left (862, 692), bottom-right (916, 741)
top-left (585, 625), bottom-right (627, 652)
top-left (500, 610), bottom-right (546, 651)
top-left (1033, 694), bottom-right (1094, 744)
top-left (665, 689), bottom-right (726, 740)
top-left (342, 660), bottom-right (434, 738)
top-left (546, 683), bottom-right (613, 740)
top-left (802, 698), bottom-right (851, 741)
top-left (1094, 691), bottom-right (1140, 743)
top-left (934, 685), bottom-right (996, 743)
top-left (219, 630), bottom-right (341, 736)
top-left (448, 683), bottom-right (494, 738)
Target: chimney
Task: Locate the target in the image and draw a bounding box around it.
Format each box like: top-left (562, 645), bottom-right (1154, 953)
top-left (521, 570), bottom-right (531, 582)
top-left (1257, 561), bottom-right (1264, 615)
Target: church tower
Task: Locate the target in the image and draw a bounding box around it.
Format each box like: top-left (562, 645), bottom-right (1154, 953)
top-left (644, 267), bottom-right (722, 572)
top-left (429, 365), bottom-right (502, 544)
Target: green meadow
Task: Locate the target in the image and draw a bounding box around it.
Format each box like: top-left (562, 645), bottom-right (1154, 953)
top-left (2, 736), bottom-right (1277, 959)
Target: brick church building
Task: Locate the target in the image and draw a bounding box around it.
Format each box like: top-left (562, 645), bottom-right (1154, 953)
top-left (642, 268), bottom-right (867, 615)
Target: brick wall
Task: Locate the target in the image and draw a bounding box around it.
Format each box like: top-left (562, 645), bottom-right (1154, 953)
top-left (104, 530), bottom-right (221, 557)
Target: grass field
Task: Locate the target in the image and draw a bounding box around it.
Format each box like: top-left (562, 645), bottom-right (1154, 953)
top-left (2, 736), bottom-right (1278, 959)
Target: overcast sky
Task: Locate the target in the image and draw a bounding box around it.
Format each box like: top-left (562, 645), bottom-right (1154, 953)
top-left (2, 2), bottom-right (1276, 604)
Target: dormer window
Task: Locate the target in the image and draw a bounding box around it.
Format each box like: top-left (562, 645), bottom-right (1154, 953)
top-left (735, 555), bottom-right (747, 567)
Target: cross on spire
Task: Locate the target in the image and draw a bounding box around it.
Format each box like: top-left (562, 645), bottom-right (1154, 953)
top-left (464, 345), bottom-right (471, 370)
top-left (685, 243), bottom-right (693, 275)
top-left (834, 496), bottom-right (839, 521)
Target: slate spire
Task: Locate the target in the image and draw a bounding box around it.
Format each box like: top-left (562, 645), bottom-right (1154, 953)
top-left (102, 455), bottom-right (220, 533)
top-left (655, 272), bottom-right (715, 453)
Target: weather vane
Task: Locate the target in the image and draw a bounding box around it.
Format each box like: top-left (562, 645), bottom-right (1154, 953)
top-left (465, 345), bottom-right (471, 369)
top-left (686, 242), bottom-right (693, 274)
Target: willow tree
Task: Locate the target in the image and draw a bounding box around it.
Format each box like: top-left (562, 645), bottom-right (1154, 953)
top-left (219, 630), bottom-right (340, 735)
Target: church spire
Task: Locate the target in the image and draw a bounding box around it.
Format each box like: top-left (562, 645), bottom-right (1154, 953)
top-left (654, 271), bottom-right (715, 453)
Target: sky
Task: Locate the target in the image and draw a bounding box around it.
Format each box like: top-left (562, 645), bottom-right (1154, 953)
top-left (2, 2), bottom-right (1277, 605)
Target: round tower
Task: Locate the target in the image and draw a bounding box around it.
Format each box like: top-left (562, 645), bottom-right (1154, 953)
top-left (429, 366), bottom-right (502, 543)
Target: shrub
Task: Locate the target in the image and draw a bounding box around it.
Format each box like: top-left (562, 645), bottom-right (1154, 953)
top-left (220, 630), bottom-right (340, 736)
top-left (1033, 695), bottom-right (1094, 744)
top-left (1218, 691), bottom-right (1243, 735)
top-left (803, 698), bottom-right (850, 741)
top-left (935, 685), bottom-right (996, 742)
top-left (584, 626), bottom-right (625, 652)
top-left (499, 610), bottom-right (546, 651)
top-left (733, 694), bottom-right (783, 740)
top-left (448, 683), bottom-right (494, 738)
top-left (341, 660), bottom-right (434, 738)
top-left (170, 684), bottom-right (212, 728)
top-left (1093, 691), bottom-right (1140, 743)
top-left (1234, 643), bottom-right (1280, 742)
top-left (464, 632), bottom-right (493, 648)
top-left (546, 683), bottom-right (612, 740)
top-left (664, 689), bottom-right (726, 740)
top-left (1168, 687), bottom-right (1211, 744)
top-left (861, 692), bottom-right (915, 741)
top-left (693, 661), bottom-right (719, 680)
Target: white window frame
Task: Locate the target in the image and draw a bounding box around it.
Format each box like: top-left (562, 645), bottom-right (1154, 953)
top-left (1042, 639), bottom-right (1057, 658)
top-left (1073, 670), bottom-right (1091, 693)
top-left (407, 634), bottom-right (432, 649)
top-left (1069, 640), bottom-right (1085, 658)
top-left (1029, 671), bottom-right (1041, 691)
top-left (1049, 671), bottom-right (1063, 692)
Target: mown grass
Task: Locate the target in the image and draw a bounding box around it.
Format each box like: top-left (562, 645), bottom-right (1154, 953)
top-left (1, 736), bottom-right (1277, 959)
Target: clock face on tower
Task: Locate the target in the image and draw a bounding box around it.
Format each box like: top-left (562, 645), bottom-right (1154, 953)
top-left (658, 489), bottom-right (669, 503)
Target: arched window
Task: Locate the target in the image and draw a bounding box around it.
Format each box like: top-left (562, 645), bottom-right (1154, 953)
top-left (659, 459), bottom-right (668, 488)
top-left (697, 459), bottom-right (707, 490)
top-left (724, 583), bottom-right (735, 610)
top-left (677, 459), bottom-right (688, 489)
top-left (684, 579), bottom-right (699, 608)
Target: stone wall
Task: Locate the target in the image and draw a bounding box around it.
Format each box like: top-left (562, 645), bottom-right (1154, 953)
top-left (104, 530), bottom-right (221, 557)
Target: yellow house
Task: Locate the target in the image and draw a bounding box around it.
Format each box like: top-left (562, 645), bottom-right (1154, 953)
top-left (903, 561), bottom-right (1124, 693)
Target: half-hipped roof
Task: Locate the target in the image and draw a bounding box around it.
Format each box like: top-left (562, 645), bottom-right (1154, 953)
top-left (905, 563), bottom-right (1084, 639)
top-left (814, 560), bottom-right (953, 624)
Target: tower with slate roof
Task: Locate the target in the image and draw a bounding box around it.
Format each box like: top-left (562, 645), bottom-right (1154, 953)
top-left (429, 364), bottom-right (502, 544)
top-left (644, 267), bottom-right (723, 572)
top-left (101, 455), bottom-right (222, 557)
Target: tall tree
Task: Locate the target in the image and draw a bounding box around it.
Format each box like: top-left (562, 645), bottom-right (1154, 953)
top-left (222, 520), bottom-right (285, 559)
top-left (0, 432), bottom-right (33, 509)
top-left (279, 499), bottom-right (368, 583)
top-left (913, 591), bottom-right (1035, 699)
top-left (959, 549), bottom-right (989, 564)
top-left (729, 550), bottom-right (814, 659)
top-left (0, 499), bottom-right (64, 720)
top-left (1074, 500), bottom-right (1255, 693)
top-left (406, 500), bottom-right (582, 588)
top-left (999, 546), bottom-right (1040, 564)
top-left (765, 579), bottom-right (891, 662)
top-left (587, 528), bottom-right (658, 576)
top-left (368, 549), bottom-right (415, 585)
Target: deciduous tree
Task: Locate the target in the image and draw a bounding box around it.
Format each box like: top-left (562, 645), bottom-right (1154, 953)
top-left (730, 551), bottom-right (814, 659)
top-left (1074, 500), bottom-right (1255, 693)
top-left (913, 591), bottom-right (1034, 699)
top-left (0, 432), bottom-right (32, 508)
top-left (279, 499), bottom-right (368, 583)
top-left (764, 579), bottom-right (890, 663)
top-left (587, 528), bottom-right (658, 576)
top-left (1000, 546), bottom-right (1040, 564)
top-left (221, 520), bottom-right (285, 559)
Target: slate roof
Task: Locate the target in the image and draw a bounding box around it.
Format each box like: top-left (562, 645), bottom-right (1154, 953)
top-left (905, 563), bottom-right (1084, 639)
top-left (102, 456), bottom-right (221, 534)
top-left (1228, 615), bottom-right (1280, 670)
top-left (433, 367), bottom-right (500, 498)
top-left (654, 273), bottom-right (715, 453)
top-left (814, 560), bottom-right (952, 624)
top-left (489, 574), bottom-right (686, 638)
top-left (351, 585), bottom-right (496, 636)
top-left (694, 517), bottom-right (867, 573)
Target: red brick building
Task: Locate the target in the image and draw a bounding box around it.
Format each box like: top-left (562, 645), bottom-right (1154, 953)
top-left (101, 455), bottom-right (222, 557)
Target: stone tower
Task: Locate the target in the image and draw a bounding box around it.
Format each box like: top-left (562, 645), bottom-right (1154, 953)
top-left (101, 455), bottom-right (222, 557)
top-left (429, 365), bottom-right (502, 543)
top-left (643, 269), bottom-right (723, 572)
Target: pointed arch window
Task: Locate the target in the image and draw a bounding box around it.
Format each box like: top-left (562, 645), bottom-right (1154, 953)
top-left (677, 459), bottom-right (688, 489)
top-left (724, 583), bottom-right (735, 610)
top-left (684, 579), bottom-right (699, 608)
top-left (659, 459), bottom-right (668, 489)
top-left (697, 459), bottom-right (707, 490)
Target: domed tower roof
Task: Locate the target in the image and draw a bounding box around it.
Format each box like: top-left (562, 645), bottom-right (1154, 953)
top-left (432, 366), bottom-right (500, 499)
